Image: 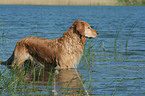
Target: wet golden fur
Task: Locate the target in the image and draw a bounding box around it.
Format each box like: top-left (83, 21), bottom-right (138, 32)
top-left (2, 20), bottom-right (99, 69)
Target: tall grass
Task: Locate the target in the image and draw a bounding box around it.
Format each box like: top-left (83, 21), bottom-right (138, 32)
top-left (125, 22), bottom-right (137, 53)
top-left (113, 16), bottom-right (132, 61)
top-left (0, 20), bottom-right (8, 61)
top-left (114, 16), bottom-right (129, 53)
top-left (1, 21), bottom-right (5, 37)
top-left (0, 65), bottom-right (92, 95)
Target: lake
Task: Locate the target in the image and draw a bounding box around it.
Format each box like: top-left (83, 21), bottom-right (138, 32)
top-left (0, 5), bottom-right (145, 95)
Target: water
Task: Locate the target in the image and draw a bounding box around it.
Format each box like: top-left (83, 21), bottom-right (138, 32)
top-left (0, 5), bottom-right (145, 95)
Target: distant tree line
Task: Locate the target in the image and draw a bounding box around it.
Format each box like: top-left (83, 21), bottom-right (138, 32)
top-left (118, 0), bottom-right (145, 5)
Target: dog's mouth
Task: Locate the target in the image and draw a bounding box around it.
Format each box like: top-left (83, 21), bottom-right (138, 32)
top-left (88, 37), bottom-right (97, 39)
top-left (86, 35), bottom-right (97, 39)
top-left (88, 37), bottom-right (93, 39)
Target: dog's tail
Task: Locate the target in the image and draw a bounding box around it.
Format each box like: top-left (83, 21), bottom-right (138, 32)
top-left (0, 52), bottom-right (14, 66)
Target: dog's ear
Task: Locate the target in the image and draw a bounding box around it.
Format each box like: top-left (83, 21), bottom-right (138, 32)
top-left (71, 20), bottom-right (84, 36)
top-left (75, 21), bottom-right (84, 36)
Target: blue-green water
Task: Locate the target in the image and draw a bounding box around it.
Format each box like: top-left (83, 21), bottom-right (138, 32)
top-left (0, 5), bottom-right (145, 95)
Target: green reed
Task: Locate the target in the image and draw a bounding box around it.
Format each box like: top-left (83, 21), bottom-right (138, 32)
top-left (125, 22), bottom-right (137, 53)
top-left (114, 16), bottom-right (129, 54)
top-left (0, 20), bottom-right (5, 38)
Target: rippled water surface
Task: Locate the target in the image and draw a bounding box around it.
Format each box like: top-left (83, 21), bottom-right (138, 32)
top-left (0, 5), bottom-right (145, 95)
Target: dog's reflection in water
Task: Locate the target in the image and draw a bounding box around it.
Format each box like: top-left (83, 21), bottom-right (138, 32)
top-left (25, 66), bottom-right (86, 95)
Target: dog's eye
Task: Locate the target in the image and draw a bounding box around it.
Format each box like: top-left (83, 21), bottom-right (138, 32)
top-left (90, 26), bottom-right (94, 28)
top-left (88, 27), bottom-right (90, 29)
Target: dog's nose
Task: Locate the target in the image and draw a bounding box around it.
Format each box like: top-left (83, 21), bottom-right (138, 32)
top-left (96, 31), bottom-right (99, 35)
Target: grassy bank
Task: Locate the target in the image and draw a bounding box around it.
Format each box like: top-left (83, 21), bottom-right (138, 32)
top-left (0, 0), bottom-right (145, 6)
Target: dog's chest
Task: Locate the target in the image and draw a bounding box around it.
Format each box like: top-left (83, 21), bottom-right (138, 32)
top-left (59, 40), bottom-right (84, 68)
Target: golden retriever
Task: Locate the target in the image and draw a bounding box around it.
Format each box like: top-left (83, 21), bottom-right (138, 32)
top-left (2, 20), bottom-right (99, 69)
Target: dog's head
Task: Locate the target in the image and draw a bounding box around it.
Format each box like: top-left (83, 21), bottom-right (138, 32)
top-left (71, 20), bottom-right (99, 38)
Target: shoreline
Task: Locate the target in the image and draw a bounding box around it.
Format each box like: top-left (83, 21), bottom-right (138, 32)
top-left (0, 0), bottom-right (117, 6)
top-left (0, 0), bottom-right (144, 6)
